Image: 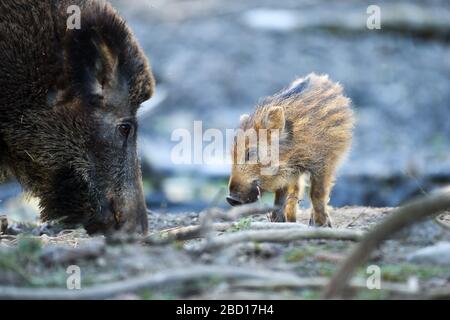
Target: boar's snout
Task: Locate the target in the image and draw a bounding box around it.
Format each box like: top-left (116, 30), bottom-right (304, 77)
top-left (86, 191), bottom-right (149, 236)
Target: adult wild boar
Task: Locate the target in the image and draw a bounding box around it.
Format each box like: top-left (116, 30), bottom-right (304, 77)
top-left (227, 74), bottom-right (353, 227)
top-left (0, 0), bottom-right (155, 234)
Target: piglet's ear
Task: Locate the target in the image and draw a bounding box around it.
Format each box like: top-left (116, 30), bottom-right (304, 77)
top-left (64, 28), bottom-right (122, 100)
top-left (264, 106), bottom-right (285, 130)
top-left (240, 114), bottom-right (250, 126)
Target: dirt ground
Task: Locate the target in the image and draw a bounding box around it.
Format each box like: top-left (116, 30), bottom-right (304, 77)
top-left (0, 206), bottom-right (449, 300)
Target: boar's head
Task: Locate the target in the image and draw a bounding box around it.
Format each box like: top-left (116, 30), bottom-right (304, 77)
top-left (10, 9), bottom-right (154, 235)
top-left (227, 107), bottom-right (286, 206)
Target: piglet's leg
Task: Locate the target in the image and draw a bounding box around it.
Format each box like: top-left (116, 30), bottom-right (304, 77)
top-left (309, 172), bottom-right (333, 227)
top-left (284, 178), bottom-right (302, 222)
top-left (270, 188), bottom-right (287, 222)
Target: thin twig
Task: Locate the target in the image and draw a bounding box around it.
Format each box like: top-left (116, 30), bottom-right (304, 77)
top-left (345, 208), bottom-right (367, 228)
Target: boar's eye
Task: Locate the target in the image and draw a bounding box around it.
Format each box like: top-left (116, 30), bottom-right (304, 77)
top-left (118, 123), bottom-right (132, 138)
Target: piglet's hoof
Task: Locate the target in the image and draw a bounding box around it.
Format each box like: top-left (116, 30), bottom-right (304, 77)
top-left (268, 209), bottom-right (286, 223)
top-left (309, 217), bottom-right (332, 228)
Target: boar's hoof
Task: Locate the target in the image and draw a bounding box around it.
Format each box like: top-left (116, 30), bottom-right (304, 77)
top-left (309, 217), bottom-right (332, 228)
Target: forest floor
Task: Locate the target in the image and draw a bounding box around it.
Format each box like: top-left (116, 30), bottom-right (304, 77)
top-left (0, 206), bottom-right (449, 300)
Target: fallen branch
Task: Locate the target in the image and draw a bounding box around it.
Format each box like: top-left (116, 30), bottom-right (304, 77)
top-left (245, 222), bottom-right (308, 230)
top-left (145, 221), bottom-right (309, 244)
top-left (201, 204), bottom-right (277, 222)
top-left (322, 193), bottom-right (450, 299)
top-left (234, 277), bottom-right (419, 296)
top-left (143, 222), bottom-right (232, 245)
top-left (189, 228), bottom-right (363, 252)
top-left (0, 266), bottom-right (298, 300)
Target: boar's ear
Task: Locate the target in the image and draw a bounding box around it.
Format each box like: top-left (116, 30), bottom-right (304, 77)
top-left (264, 106), bottom-right (285, 130)
top-left (240, 114), bottom-right (250, 126)
top-left (64, 28), bottom-right (123, 101)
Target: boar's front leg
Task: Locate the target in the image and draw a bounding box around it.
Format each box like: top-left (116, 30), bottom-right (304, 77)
top-left (309, 172), bottom-right (333, 227)
top-left (270, 188), bottom-right (287, 222)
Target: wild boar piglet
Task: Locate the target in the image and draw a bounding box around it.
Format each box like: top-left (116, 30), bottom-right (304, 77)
top-left (227, 74), bottom-right (354, 227)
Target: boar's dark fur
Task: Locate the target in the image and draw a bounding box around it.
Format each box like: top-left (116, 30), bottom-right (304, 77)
top-left (0, 0), bottom-right (155, 234)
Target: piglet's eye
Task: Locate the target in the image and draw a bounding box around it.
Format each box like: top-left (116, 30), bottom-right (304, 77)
top-left (118, 123), bottom-right (132, 138)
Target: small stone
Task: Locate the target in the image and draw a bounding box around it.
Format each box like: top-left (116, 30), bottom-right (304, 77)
top-left (407, 242), bottom-right (450, 266)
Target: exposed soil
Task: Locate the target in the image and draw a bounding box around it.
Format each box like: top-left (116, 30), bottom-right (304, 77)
top-left (0, 207), bottom-right (449, 300)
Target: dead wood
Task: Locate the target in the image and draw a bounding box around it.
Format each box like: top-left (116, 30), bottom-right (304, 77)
top-left (200, 203), bottom-right (277, 222)
top-left (146, 221), bottom-right (309, 244)
top-left (189, 228), bottom-right (363, 252)
top-left (0, 266), bottom-right (297, 300)
top-left (234, 277), bottom-right (419, 296)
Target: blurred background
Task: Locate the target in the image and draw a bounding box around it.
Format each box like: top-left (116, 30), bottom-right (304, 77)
top-left (1, 0), bottom-right (449, 221)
